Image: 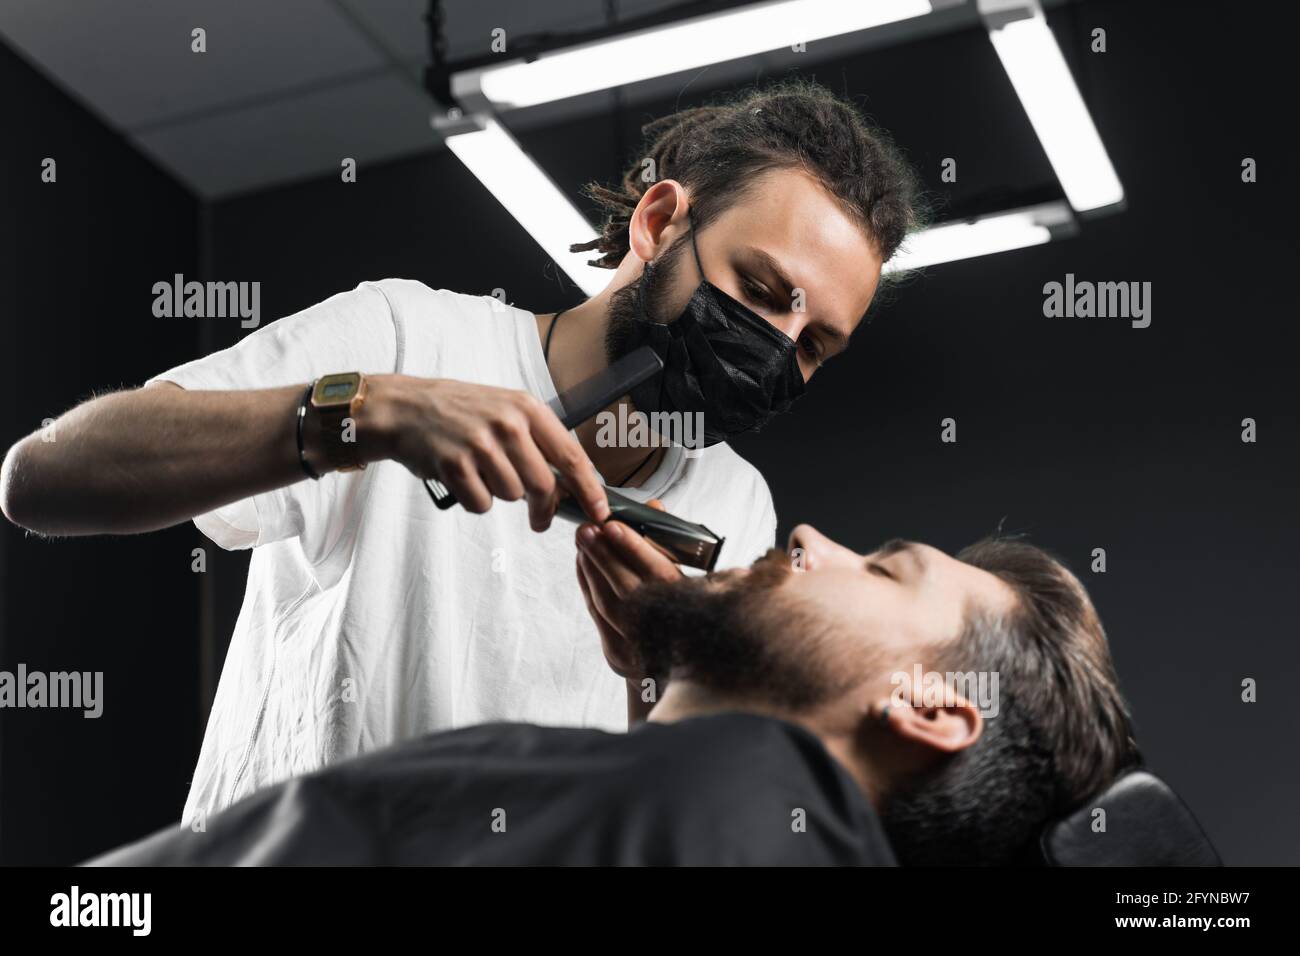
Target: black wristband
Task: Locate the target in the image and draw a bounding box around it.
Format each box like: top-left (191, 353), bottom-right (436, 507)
top-left (296, 381), bottom-right (321, 480)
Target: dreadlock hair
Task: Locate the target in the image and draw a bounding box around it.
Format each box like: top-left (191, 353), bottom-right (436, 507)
top-left (571, 78), bottom-right (927, 273)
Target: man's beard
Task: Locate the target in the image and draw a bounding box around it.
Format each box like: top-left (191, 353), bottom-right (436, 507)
top-left (604, 233), bottom-right (690, 365)
top-left (623, 549), bottom-right (866, 711)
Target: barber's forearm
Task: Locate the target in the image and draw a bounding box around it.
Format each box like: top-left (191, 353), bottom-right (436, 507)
top-left (0, 383), bottom-right (313, 536)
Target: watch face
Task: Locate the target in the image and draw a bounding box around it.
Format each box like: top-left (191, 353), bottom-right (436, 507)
top-left (313, 373), bottom-right (360, 407)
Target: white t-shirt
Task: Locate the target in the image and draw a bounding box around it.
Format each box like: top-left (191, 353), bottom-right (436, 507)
top-left (150, 279), bottom-right (778, 822)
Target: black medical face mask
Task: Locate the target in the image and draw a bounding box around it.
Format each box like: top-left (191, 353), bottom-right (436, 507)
top-left (619, 215), bottom-right (806, 448)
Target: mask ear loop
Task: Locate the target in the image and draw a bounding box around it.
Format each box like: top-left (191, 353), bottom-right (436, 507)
top-left (687, 206), bottom-right (707, 284)
top-left (633, 241), bottom-right (671, 423)
top-left (679, 206), bottom-right (712, 448)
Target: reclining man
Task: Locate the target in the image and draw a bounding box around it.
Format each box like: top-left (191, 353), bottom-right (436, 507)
top-left (89, 521), bottom-right (1140, 866)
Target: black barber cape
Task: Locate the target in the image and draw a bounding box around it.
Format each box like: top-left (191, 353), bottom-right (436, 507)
top-left (88, 712), bottom-right (896, 866)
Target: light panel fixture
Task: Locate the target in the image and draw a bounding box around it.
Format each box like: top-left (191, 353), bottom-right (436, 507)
top-left (460, 0), bottom-right (935, 110)
top-left (981, 0), bottom-right (1124, 212)
top-left (438, 0), bottom-right (1123, 288)
top-left (884, 202), bottom-right (1076, 273)
top-left (445, 116), bottom-right (604, 295)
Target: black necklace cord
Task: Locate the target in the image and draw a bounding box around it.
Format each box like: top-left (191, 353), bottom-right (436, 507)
top-left (543, 307), bottom-right (566, 363)
top-left (612, 447), bottom-right (659, 488)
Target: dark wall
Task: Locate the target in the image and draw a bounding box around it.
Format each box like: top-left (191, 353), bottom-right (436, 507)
top-left (2, 0), bottom-right (1295, 865)
top-left (0, 42), bottom-right (202, 864)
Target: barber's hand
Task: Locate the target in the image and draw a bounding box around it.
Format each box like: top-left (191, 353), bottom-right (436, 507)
top-left (574, 500), bottom-right (683, 679)
top-left (362, 374), bottom-right (610, 530)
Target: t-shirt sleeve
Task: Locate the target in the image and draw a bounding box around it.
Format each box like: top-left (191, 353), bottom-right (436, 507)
top-left (145, 281), bottom-right (403, 553)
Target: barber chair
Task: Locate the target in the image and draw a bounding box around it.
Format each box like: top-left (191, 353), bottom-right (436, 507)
top-left (1034, 769), bottom-right (1221, 866)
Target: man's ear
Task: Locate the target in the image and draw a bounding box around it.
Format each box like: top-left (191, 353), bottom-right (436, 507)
top-left (873, 697), bottom-right (983, 756)
top-left (627, 179), bottom-right (689, 263)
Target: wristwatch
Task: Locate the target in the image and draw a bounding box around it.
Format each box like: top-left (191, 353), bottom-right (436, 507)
top-left (309, 372), bottom-right (369, 473)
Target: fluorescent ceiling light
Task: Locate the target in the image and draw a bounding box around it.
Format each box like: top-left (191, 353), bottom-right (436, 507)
top-left (985, 9), bottom-right (1124, 211)
top-left (885, 202), bottom-right (1074, 272)
top-left (467, 0), bottom-right (933, 109)
top-left (442, 1), bottom-right (1119, 290)
top-left (446, 117), bottom-right (604, 295)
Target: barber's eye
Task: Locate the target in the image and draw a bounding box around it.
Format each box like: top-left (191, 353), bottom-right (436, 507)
top-left (799, 336), bottom-right (823, 363)
top-left (741, 276), bottom-right (775, 309)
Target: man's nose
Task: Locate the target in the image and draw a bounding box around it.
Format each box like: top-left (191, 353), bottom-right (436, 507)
top-left (787, 523), bottom-right (861, 572)
top-left (766, 313), bottom-right (809, 344)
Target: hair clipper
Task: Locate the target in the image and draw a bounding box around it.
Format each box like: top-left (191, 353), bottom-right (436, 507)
top-left (557, 490), bottom-right (725, 572)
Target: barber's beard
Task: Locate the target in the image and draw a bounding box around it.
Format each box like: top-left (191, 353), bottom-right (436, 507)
top-left (624, 549), bottom-right (861, 711)
top-left (604, 233), bottom-right (690, 365)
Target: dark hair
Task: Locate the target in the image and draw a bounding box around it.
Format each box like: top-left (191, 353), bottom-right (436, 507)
top-left (571, 78), bottom-right (926, 270)
top-left (880, 537), bottom-right (1142, 866)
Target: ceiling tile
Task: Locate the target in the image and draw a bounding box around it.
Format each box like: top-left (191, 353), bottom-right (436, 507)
top-left (334, 0), bottom-right (433, 62)
top-left (337, 0), bottom-right (729, 66)
top-left (132, 70), bottom-right (437, 198)
top-left (0, 0), bottom-right (384, 129)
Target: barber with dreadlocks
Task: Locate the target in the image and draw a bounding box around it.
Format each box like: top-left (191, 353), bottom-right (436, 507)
top-left (1, 81), bottom-right (923, 824)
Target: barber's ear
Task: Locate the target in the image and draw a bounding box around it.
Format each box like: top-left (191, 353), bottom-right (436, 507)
top-left (628, 180), bottom-right (690, 262)
top-left (873, 697), bottom-right (983, 755)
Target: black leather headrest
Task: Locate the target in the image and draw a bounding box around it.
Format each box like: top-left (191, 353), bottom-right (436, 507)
top-left (1039, 770), bottom-right (1221, 866)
